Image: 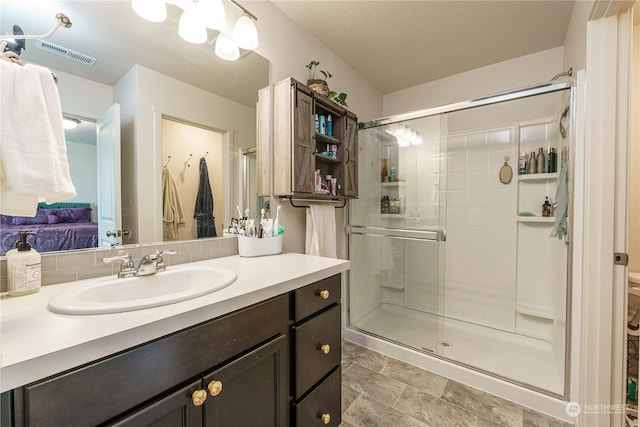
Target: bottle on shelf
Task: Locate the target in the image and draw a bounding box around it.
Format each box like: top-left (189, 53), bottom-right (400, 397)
top-left (315, 114), bottom-right (319, 133)
top-left (536, 148), bottom-right (545, 174)
top-left (381, 159), bottom-right (389, 182)
top-left (548, 147), bottom-right (557, 173)
top-left (390, 166), bottom-right (396, 182)
top-left (327, 114), bottom-right (333, 137)
top-left (542, 196), bottom-right (552, 217)
top-left (381, 195), bottom-right (390, 214)
top-left (528, 151), bottom-right (537, 175)
top-left (518, 154), bottom-right (527, 175)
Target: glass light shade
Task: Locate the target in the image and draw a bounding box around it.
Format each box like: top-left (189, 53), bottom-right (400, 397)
top-left (233, 15), bottom-right (258, 50)
top-left (63, 117), bottom-right (80, 130)
top-left (178, 10), bottom-right (207, 44)
top-left (131, 0), bottom-right (167, 23)
top-left (215, 33), bottom-right (240, 61)
top-left (196, 0), bottom-right (226, 31)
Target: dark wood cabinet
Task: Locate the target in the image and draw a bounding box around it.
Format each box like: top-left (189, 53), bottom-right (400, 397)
top-left (291, 275), bottom-right (342, 426)
top-left (271, 77), bottom-right (358, 199)
top-left (1, 274), bottom-right (343, 427)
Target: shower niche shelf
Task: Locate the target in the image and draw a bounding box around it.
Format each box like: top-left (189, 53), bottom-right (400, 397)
top-left (518, 173), bottom-right (559, 182)
top-left (516, 216), bottom-right (555, 223)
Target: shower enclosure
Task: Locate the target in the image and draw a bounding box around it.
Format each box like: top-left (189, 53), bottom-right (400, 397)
top-left (348, 81), bottom-right (573, 397)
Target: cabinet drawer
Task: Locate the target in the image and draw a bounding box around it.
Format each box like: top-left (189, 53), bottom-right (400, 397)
top-left (295, 367), bottom-right (341, 427)
top-left (22, 295), bottom-right (288, 427)
top-left (294, 274), bottom-right (340, 322)
top-left (294, 305), bottom-right (341, 398)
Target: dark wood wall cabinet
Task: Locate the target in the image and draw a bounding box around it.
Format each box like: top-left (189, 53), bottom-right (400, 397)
top-left (1, 274), bottom-right (342, 427)
top-left (269, 78), bottom-right (358, 199)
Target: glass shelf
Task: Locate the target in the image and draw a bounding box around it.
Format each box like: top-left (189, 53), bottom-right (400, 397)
top-left (517, 173), bottom-right (559, 182)
top-left (516, 216), bottom-right (555, 223)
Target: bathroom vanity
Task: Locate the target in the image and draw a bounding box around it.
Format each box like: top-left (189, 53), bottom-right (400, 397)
top-left (0, 253), bottom-right (348, 427)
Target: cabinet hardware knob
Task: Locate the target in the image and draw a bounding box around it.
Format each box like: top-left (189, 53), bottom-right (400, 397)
top-left (319, 289), bottom-right (330, 299)
top-left (191, 389), bottom-right (207, 406)
top-left (208, 380), bottom-right (223, 396)
top-left (321, 413), bottom-right (331, 424)
top-left (320, 344), bottom-right (331, 354)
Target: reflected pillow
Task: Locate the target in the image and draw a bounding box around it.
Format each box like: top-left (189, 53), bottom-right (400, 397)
top-left (47, 214), bottom-right (60, 224)
top-left (57, 208), bottom-right (92, 223)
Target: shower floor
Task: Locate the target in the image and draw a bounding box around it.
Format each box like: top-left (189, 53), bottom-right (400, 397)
top-left (351, 303), bottom-right (564, 395)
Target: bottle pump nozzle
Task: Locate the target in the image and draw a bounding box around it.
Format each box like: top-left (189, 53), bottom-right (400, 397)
top-left (16, 231), bottom-right (36, 251)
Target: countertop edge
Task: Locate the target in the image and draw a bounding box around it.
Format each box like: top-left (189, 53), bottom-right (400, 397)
top-left (1, 254), bottom-right (349, 393)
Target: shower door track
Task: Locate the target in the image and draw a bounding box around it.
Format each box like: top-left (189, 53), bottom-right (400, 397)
top-left (359, 80), bottom-right (573, 129)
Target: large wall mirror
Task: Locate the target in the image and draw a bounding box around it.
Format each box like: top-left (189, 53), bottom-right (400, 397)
top-left (0, 0), bottom-right (269, 256)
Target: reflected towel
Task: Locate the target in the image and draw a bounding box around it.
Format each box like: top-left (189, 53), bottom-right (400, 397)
top-left (305, 205), bottom-right (337, 258)
top-left (550, 164), bottom-right (569, 239)
top-left (0, 60), bottom-right (76, 216)
top-left (162, 166), bottom-right (184, 241)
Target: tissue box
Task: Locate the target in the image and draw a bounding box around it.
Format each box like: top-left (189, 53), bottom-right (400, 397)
top-left (237, 234), bottom-right (283, 257)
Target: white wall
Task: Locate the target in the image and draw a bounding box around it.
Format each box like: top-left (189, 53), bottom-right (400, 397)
top-left (630, 23), bottom-right (640, 273)
top-left (383, 47), bottom-right (564, 117)
top-left (54, 69), bottom-right (113, 119)
top-left (65, 140), bottom-right (97, 211)
top-left (562, 0), bottom-right (594, 72)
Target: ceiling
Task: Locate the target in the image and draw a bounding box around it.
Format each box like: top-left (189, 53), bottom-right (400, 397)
top-left (273, 0), bottom-right (576, 94)
top-left (0, 0), bottom-right (269, 108)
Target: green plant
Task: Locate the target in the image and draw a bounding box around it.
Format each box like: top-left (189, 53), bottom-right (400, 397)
top-left (329, 91), bottom-right (348, 107)
top-left (306, 61), bottom-right (332, 81)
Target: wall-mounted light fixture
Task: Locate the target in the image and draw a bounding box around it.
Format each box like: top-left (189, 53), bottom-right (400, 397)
top-left (386, 126), bottom-right (423, 147)
top-left (62, 117), bottom-right (81, 130)
top-left (130, 0), bottom-right (258, 62)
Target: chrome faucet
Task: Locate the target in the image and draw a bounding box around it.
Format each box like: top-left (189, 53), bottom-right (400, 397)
top-left (103, 250), bottom-right (177, 278)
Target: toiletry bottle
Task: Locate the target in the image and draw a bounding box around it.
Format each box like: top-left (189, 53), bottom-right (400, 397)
top-left (327, 114), bottom-right (333, 137)
top-left (536, 148), bottom-right (545, 174)
top-left (382, 159), bottom-right (389, 182)
top-left (390, 166), bottom-right (396, 182)
top-left (518, 154), bottom-right (527, 175)
top-left (7, 231), bottom-right (41, 296)
top-left (315, 114), bottom-right (319, 133)
top-left (542, 197), bottom-right (551, 217)
top-left (319, 115), bottom-right (326, 135)
top-left (528, 151), bottom-right (537, 174)
top-left (548, 147), bottom-right (557, 173)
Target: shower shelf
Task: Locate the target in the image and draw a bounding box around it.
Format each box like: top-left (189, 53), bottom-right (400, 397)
top-left (516, 216), bottom-right (555, 223)
top-left (380, 281), bottom-right (404, 290)
top-left (516, 303), bottom-right (554, 320)
top-left (381, 182), bottom-right (406, 187)
top-left (517, 173), bottom-right (559, 182)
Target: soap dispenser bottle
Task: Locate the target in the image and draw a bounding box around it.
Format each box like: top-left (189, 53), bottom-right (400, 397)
top-left (7, 231), bottom-right (41, 296)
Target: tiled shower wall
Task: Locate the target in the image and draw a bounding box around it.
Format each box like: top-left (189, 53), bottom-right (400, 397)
top-left (0, 236), bottom-right (238, 292)
top-left (443, 127), bottom-right (517, 331)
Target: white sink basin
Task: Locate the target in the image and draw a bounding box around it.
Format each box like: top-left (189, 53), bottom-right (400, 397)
top-left (48, 266), bottom-right (237, 315)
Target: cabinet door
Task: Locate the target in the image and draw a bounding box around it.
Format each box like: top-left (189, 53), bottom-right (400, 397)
top-left (110, 380), bottom-right (203, 427)
top-left (343, 115), bottom-right (358, 197)
top-left (203, 335), bottom-right (288, 427)
top-left (292, 88), bottom-right (315, 193)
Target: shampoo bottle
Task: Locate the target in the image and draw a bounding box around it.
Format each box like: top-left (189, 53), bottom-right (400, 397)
top-left (327, 114), bottom-right (333, 137)
top-left (7, 231), bottom-right (41, 296)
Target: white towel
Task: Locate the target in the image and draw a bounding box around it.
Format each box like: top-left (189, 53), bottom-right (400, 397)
top-left (305, 205), bottom-right (337, 258)
top-left (162, 166), bottom-right (185, 241)
top-left (0, 60), bottom-right (76, 216)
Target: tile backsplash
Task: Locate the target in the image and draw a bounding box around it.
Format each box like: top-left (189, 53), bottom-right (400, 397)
top-left (0, 236), bottom-right (238, 292)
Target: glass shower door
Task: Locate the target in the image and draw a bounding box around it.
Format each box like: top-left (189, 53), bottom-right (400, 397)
top-left (348, 116), bottom-right (446, 353)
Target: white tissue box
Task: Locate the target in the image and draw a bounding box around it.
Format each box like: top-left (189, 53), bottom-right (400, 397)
top-left (237, 234), bottom-right (283, 257)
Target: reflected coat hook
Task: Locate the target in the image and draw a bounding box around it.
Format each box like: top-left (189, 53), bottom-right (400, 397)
top-left (184, 154), bottom-right (193, 167)
top-left (163, 156), bottom-right (171, 167)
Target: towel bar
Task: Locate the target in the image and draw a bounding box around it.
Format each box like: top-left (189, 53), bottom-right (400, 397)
top-left (279, 196), bottom-right (347, 209)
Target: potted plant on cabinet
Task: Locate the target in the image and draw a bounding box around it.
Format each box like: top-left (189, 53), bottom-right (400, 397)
top-left (305, 61), bottom-right (349, 107)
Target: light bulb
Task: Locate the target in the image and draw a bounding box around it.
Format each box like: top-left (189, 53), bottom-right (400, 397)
top-left (215, 33), bottom-right (240, 61)
top-left (233, 15), bottom-right (258, 50)
top-left (178, 10), bottom-right (207, 44)
top-left (131, 0), bottom-right (167, 23)
top-left (197, 0), bottom-right (226, 30)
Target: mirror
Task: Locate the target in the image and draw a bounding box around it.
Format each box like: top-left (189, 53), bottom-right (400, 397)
top-left (0, 0), bottom-right (269, 255)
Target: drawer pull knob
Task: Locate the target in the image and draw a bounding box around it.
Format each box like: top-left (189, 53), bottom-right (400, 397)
top-left (319, 289), bottom-right (330, 299)
top-left (208, 380), bottom-right (223, 396)
top-left (192, 389), bottom-right (208, 406)
top-left (320, 344), bottom-right (331, 354)
top-left (321, 413), bottom-right (331, 424)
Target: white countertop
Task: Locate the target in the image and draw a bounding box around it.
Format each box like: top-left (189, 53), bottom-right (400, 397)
top-left (0, 253), bottom-right (350, 393)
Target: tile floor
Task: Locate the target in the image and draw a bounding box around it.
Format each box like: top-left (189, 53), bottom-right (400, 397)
top-left (339, 340), bottom-right (573, 427)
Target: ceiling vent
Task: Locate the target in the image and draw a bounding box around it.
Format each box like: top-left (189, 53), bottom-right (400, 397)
top-left (35, 39), bottom-right (96, 66)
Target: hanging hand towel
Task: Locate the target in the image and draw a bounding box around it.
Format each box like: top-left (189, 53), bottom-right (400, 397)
top-left (305, 204), bottom-right (337, 258)
top-left (194, 157), bottom-right (217, 238)
top-left (0, 60), bottom-right (76, 216)
top-left (162, 166), bottom-right (184, 241)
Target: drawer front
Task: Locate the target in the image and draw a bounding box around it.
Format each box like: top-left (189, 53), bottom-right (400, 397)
top-left (294, 305), bottom-right (341, 398)
top-left (295, 367), bottom-right (341, 427)
top-left (294, 274), bottom-right (341, 322)
top-left (23, 295), bottom-right (289, 427)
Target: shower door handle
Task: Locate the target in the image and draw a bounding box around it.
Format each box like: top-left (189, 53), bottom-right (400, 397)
top-left (440, 229), bottom-right (446, 242)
